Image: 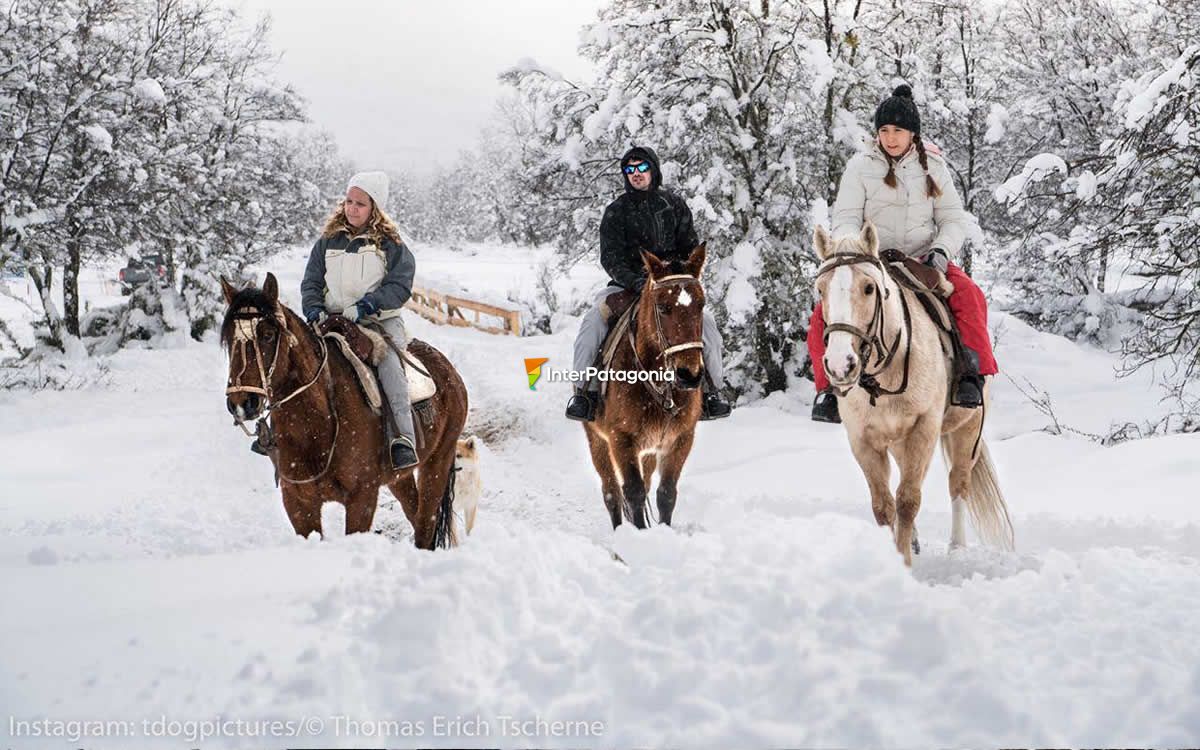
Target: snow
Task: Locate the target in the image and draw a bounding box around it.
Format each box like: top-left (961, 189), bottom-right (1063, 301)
top-left (1075, 170), bottom-right (1098, 200)
top-left (993, 153), bottom-right (1068, 205)
top-left (1123, 46), bottom-right (1195, 130)
top-left (3, 245), bottom-right (1200, 746)
top-left (721, 241), bottom-right (760, 325)
top-left (132, 78), bottom-right (167, 107)
top-left (82, 124), bottom-right (113, 153)
top-left (984, 103), bottom-right (1008, 144)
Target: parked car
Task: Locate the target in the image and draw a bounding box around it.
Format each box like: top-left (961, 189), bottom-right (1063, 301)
top-left (118, 254), bottom-right (167, 295)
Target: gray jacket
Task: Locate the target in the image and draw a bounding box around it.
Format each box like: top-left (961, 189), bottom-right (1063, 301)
top-left (831, 146), bottom-right (974, 267)
top-left (301, 232), bottom-right (415, 320)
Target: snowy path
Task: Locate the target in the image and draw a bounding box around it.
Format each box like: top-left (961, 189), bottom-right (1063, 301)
top-left (2, 253), bottom-right (1199, 747)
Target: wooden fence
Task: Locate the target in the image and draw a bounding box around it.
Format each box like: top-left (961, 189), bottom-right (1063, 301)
top-left (404, 286), bottom-right (521, 336)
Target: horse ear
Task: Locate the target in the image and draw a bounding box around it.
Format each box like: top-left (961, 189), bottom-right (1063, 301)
top-left (814, 225), bottom-right (834, 260)
top-left (640, 249), bottom-right (666, 278)
top-left (860, 221), bottom-right (880, 256)
top-left (684, 242), bottom-right (707, 278)
top-left (219, 276), bottom-right (237, 305)
top-left (263, 272), bottom-right (279, 303)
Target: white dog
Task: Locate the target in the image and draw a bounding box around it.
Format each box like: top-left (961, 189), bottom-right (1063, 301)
top-left (454, 435), bottom-right (483, 537)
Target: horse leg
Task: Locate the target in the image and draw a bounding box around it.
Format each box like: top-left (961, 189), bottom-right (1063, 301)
top-left (585, 427), bottom-right (623, 529)
top-left (611, 434), bottom-right (649, 529)
top-left (344, 487), bottom-right (380, 534)
top-left (413, 435), bottom-right (457, 550)
top-left (386, 473), bottom-right (421, 529)
top-left (893, 417), bottom-right (941, 566)
top-left (655, 430), bottom-right (696, 526)
top-left (942, 408), bottom-right (985, 550)
top-left (849, 437), bottom-right (895, 529)
top-left (281, 486), bottom-right (323, 538)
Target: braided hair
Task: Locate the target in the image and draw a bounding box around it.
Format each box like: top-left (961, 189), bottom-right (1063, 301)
top-left (913, 134), bottom-right (942, 199)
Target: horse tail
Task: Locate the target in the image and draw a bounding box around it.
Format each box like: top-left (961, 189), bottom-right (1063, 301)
top-left (960, 438), bottom-right (1015, 551)
top-left (432, 460), bottom-right (459, 549)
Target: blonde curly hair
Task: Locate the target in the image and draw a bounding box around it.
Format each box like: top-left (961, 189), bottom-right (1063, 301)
top-left (320, 199), bottom-right (403, 245)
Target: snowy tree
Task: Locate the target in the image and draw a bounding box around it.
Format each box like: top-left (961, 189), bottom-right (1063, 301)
top-left (504, 0), bottom-right (867, 394)
top-left (1, 0), bottom-right (316, 351)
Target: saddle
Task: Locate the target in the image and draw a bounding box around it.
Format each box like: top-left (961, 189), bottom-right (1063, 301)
top-left (593, 289), bottom-right (642, 406)
top-left (316, 315), bottom-right (438, 446)
top-left (879, 249), bottom-right (970, 378)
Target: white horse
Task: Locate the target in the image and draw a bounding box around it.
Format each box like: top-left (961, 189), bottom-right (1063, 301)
top-left (813, 222), bottom-right (1014, 565)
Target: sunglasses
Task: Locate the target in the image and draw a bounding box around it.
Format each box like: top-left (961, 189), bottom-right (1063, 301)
top-left (622, 162), bottom-right (652, 175)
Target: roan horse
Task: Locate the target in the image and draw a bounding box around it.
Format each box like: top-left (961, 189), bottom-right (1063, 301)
top-left (584, 244), bottom-right (708, 529)
top-left (221, 273), bottom-right (469, 549)
top-left (813, 223), bottom-right (1014, 565)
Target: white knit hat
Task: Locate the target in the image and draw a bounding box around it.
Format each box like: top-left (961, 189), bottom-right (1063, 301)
top-left (346, 171), bottom-right (389, 211)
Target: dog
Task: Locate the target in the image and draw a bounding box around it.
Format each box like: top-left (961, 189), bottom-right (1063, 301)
top-left (454, 435), bottom-right (482, 536)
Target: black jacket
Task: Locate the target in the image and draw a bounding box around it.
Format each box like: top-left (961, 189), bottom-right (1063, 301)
top-left (600, 146), bottom-right (699, 291)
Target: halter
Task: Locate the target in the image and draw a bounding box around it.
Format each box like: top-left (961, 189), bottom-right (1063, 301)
top-left (815, 252), bottom-right (913, 404)
top-left (626, 273), bottom-right (706, 413)
top-left (224, 306), bottom-right (340, 484)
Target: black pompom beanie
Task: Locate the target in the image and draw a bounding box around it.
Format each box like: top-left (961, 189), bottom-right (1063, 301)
top-left (874, 84), bottom-right (921, 134)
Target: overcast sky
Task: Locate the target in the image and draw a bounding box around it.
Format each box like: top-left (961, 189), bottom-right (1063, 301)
top-left (230, 0), bottom-right (604, 173)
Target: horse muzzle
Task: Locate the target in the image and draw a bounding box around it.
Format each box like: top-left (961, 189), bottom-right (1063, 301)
top-left (824, 353), bottom-right (861, 389)
top-left (226, 392), bottom-right (263, 421)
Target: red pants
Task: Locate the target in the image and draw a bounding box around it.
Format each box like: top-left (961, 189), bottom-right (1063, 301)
top-left (808, 262), bottom-right (998, 392)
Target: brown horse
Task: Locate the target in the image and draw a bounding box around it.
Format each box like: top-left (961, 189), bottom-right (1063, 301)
top-left (813, 223), bottom-right (1013, 565)
top-left (220, 273), bottom-right (468, 549)
top-left (584, 244), bottom-right (708, 529)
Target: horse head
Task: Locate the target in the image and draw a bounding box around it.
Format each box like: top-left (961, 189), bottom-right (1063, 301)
top-left (636, 243), bottom-right (707, 390)
top-left (220, 272), bottom-right (307, 421)
top-left (813, 222), bottom-right (896, 391)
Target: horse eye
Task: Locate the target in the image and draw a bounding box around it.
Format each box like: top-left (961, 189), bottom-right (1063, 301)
top-left (262, 326), bottom-right (277, 341)
top-left (864, 283), bottom-right (875, 295)
top-left (658, 303), bottom-right (672, 314)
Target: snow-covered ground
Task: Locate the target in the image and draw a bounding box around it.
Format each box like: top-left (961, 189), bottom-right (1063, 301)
top-left (2, 244), bottom-right (1199, 748)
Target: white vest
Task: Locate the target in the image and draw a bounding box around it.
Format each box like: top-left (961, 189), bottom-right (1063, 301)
top-left (323, 243), bottom-right (401, 320)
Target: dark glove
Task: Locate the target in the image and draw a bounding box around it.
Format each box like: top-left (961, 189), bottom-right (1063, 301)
top-left (305, 307), bottom-right (327, 325)
top-left (355, 296), bottom-right (379, 319)
top-left (924, 248), bottom-right (949, 273)
top-left (344, 297), bottom-right (378, 323)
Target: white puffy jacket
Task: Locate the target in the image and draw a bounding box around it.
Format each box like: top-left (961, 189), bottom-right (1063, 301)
top-left (830, 145), bottom-right (975, 261)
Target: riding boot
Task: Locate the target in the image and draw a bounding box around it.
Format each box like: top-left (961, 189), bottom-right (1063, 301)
top-left (953, 347), bottom-right (984, 408)
top-left (389, 435), bottom-right (419, 470)
top-left (250, 439), bottom-right (270, 456)
top-left (811, 389), bottom-right (841, 423)
top-left (565, 387), bottom-right (597, 422)
top-left (700, 390), bottom-right (732, 421)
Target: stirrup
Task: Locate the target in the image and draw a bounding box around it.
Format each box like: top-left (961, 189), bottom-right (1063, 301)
top-left (389, 437), bottom-right (419, 470)
top-left (565, 391), bottom-right (597, 422)
top-left (700, 393), bottom-right (731, 421)
top-left (811, 390), bottom-right (841, 424)
top-left (951, 375), bottom-right (984, 408)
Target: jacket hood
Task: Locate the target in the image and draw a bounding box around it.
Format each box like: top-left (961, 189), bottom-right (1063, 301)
top-left (620, 146), bottom-right (662, 192)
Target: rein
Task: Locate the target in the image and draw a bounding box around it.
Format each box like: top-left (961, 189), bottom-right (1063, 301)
top-left (225, 307), bottom-right (341, 484)
top-left (816, 253), bottom-right (913, 405)
top-left (625, 273), bottom-right (705, 414)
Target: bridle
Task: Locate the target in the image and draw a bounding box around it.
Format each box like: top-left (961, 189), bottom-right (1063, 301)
top-left (627, 273), bottom-right (705, 413)
top-left (816, 252), bottom-right (913, 405)
top-left (224, 306), bottom-right (340, 484)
